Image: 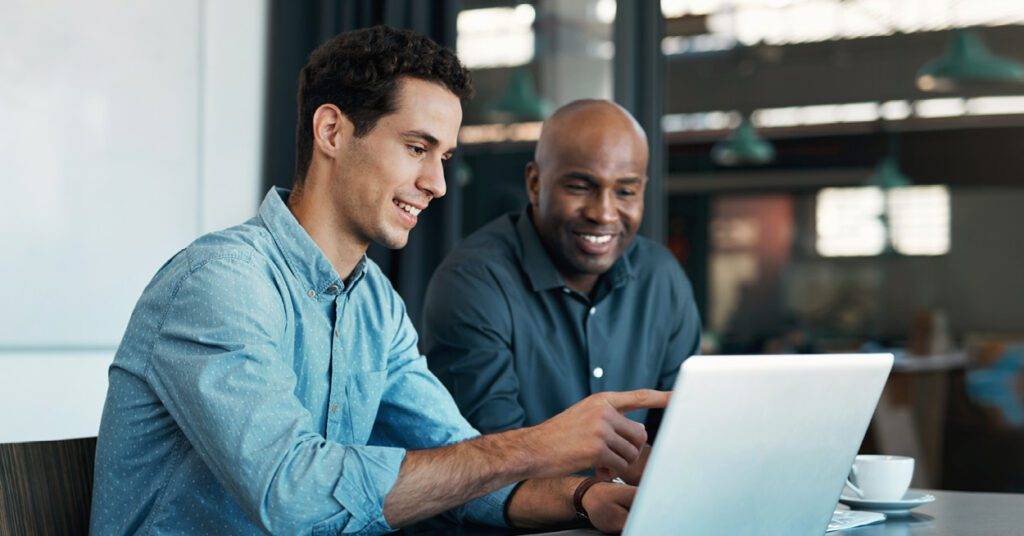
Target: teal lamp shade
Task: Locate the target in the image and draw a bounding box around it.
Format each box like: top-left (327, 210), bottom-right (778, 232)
top-left (866, 156), bottom-right (912, 189)
top-left (917, 29), bottom-right (1024, 92)
top-left (711, 117), bottom-right (775, 166)
top-left (490, 68), bottom-right (551, 122)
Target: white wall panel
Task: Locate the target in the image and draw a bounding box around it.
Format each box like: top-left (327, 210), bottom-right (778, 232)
top-left (0, 352), bottom-right (112, 443)
top-left (201, 0), bottom-right (268, 233)
top-left (0, 0), bottom-right (267, 442)
top-left (0, 1), bottom-right (202, 347)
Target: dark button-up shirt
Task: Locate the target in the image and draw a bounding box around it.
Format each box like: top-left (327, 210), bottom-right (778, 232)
top-left (422, 208), bottom-right (701, 433)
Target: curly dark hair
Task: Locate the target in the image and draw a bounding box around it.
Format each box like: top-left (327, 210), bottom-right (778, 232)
top-left (293, 25), bottom-right (474, 183)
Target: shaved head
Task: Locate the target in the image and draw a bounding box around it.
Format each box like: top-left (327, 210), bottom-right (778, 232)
top-left (525, 99), bottom-right (649, 295)
top-left (534, 99), bottom-right (648, 170)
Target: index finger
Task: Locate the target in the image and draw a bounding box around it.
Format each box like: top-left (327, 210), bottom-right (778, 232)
top-left (603, 389), bottom-right (671, 412)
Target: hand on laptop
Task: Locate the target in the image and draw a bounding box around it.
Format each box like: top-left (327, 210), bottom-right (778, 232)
top-left (597, 443), bottom-right (651, 486)
top-left (524, 389), bottom-right (670, 478)
top-left (582, 481), bottom-right (637, 533)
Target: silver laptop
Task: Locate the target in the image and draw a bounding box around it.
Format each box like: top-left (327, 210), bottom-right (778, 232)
top-left (623, 353), bottom-right (893, 536)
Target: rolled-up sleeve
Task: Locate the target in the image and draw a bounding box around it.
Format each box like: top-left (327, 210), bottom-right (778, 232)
top-left (146, 254), bottom-right (405, 535)
top-left (368, 286), bottom-right (515, 528)
top-left (421, 265), bottom-right (526, 434)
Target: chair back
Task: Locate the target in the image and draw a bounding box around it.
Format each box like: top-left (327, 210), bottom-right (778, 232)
top-left (0, 437), bottom-right (97, 536)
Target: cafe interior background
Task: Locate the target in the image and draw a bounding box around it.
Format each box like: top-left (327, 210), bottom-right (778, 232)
top-left (3, 0), bottom-right (1024, 501)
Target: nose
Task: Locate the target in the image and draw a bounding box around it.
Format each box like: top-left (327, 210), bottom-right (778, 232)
top-left (417, 158), bottom-right (447, 200)
top-left (583, 189), bottom-right (617, 225)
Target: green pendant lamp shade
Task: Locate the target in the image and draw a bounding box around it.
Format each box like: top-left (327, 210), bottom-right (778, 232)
top-left (866, 156), bottom-right (912, 189)
top-left (711, 117), bottom-right (775, 166)
top-left (490, 68), bottom-right (551, 122)
top-left (917, 29), bottom-right (1024, 92)
top-left (866, 155), bottom-right (913, 255)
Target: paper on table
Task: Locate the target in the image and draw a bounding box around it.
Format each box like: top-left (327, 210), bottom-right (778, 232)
top-left (828, 510), bottom-right (886, 532)
top-left (526, 510), bottom-right (885, 535)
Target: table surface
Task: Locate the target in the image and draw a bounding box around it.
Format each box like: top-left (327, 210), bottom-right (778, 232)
top-left (526, 489), bottom-right (1024, 536)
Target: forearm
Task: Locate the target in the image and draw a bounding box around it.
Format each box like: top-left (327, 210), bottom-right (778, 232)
top-left (505, 476), bottom-right (585, 529)
top-left (381, 389), bottom-right (667, 529)
top-left (382, 427), bottom-right (538, 528)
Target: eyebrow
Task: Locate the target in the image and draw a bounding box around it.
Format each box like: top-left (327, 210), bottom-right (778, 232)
top-left (564, 172), bottom-right (597, 184)
top-left (403, 129), bottom-right (456, 157)
top-left (563, 172), bottom-right (643, 185)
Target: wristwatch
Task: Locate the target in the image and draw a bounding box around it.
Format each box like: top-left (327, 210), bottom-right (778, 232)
top-left (572, 477), bottom-right (601, 522)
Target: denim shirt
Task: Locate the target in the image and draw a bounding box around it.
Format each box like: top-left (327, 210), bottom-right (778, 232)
top-left (91, 188), bottom-right (512, 535)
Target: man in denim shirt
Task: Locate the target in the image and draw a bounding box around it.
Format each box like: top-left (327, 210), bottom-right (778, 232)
top-left (91, 26), bottom-right (666, 535)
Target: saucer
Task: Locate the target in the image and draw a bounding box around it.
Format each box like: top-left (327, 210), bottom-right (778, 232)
top-left (839, 491), bottom-right (936, 517)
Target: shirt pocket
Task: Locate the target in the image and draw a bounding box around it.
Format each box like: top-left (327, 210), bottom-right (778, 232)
top-left (340, 368), bottom-right (387, 444)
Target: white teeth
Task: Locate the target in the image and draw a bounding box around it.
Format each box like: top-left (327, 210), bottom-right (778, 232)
top-left (395, 201), bottom-right (422, 217)
top-left (580, 234), bottom-right (612, 244)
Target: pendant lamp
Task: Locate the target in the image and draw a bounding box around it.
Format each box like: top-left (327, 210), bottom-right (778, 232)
top-left (711, 116), bottom-right (775, 166)
top-left (917, 29), bottom-right (1024, 92)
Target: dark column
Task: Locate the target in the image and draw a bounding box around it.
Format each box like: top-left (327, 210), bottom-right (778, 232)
top-left (614, 2), bottom-right (666, 244)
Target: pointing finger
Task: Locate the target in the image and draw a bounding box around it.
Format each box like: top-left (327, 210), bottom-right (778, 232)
top-left (603, 389), bottom-right (671, 412)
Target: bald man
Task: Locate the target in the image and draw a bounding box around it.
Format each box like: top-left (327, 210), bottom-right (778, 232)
top-left (421, 99), bottom-right (701, 486)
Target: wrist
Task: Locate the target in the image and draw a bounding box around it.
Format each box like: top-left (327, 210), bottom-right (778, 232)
top-left (563, 476), bottom-right (587, 514)
top-left (572, 477), bottom-right (602, 523)
top-left (481, 427), bottom-right (543, 482)
top-left (505, 425), bottom-right (551, 478)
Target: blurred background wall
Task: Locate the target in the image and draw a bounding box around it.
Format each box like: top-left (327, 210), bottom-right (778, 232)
top-left (3, 0), bottom-right (1024, 494)
top-left (415, 0), bottom-right (1024, 492)
top-left (0, 0), bottom-right (268, 442)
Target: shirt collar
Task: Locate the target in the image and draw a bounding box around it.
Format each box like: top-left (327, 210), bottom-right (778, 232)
top-left (514, 205), bottom-right (636, 293)
top-left (258, 187), bottom-right (367, 296)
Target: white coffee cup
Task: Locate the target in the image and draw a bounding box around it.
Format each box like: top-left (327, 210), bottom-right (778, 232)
top-left (845, 455), bottom-right (914, 501)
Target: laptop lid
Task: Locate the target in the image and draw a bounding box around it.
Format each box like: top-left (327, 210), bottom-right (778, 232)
top-left (624, 353), bottom-right (893, 536)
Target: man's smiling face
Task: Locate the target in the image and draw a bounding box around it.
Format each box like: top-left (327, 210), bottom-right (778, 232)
top-left (527, 101), bottom-right (649, 290)
top-left (331, 76), bottom-right (462, 250)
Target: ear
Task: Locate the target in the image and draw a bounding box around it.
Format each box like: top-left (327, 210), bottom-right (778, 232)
top-left (525, 161), bottom-right (541, 207)
top-left (312, 104), bottom-right (354, 160)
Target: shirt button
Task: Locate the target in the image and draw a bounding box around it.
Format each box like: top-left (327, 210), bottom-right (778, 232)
top-left (589, 306), bottom-right (597, 315)
top-left (329, 403), bottom-right (339, 414)
top-left (593, 367), bottom-right (604, 379)
top-left (307, 289), bottom-right (316, 299)
top-left (325, 284), bottom-right (340, 294)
